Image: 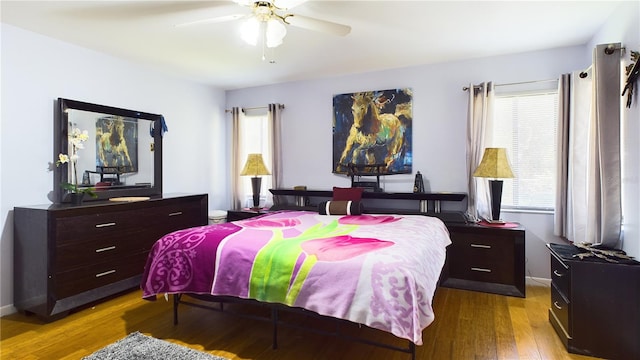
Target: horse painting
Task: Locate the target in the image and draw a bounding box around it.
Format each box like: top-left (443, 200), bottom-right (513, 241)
top-left (96, 116), bottom-right (138, 173)
top-left (333, 89), bottom-right (412, 174)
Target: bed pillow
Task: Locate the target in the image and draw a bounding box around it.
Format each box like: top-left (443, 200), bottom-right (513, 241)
top-left (332, 186), bottom-right (364, 201)
top-left (318, 200), bottom-right (363, 215)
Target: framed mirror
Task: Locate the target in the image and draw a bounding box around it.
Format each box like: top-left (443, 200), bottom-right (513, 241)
top-left (55, 98), bottom-right (163, 203)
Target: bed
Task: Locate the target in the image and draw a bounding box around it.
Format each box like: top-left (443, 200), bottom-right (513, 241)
top-left (141, 210), bottom-right (451, 357)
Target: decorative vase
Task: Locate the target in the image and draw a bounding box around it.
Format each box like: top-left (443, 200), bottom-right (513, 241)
top-left (70, 193), bottom-right (85, 205)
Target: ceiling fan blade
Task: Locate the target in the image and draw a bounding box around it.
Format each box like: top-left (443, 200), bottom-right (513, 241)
top-left (284, 14), bottom-right (351, 36)
top-left (232, 0), bottom-right (255, 6)
top-left (232, 0), bottom-right (307, 9)
top-left (175, 13), bottom-right (246, 28)
top-left (274, 0), bottom-right (309, 10)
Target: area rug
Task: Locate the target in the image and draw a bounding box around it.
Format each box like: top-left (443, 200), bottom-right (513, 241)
top-left (82, 331), bottom-right (228, 360)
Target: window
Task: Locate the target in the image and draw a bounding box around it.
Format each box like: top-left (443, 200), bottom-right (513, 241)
top-left (238, 111), bottom-right (272, 208)
top-left (492, 88), bottom-right (558, 211)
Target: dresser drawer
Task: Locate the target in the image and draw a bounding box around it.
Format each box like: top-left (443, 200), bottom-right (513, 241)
top-left (55, 210), bottom-right (145, 245)
top-left (55, 233), bottom-right (150, 272)
top-left (448, 233), bottom-right (515, 284)
top-left (551, 282), bottom-right (571, 335)
top-left (551, 252), bottom-right (570, 297)
top-left (55, 252), bottom-right (149, 298)
top-left (143, 200), bottom-right (207, 240)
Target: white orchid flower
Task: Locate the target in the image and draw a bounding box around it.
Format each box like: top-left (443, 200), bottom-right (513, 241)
top-left (57, 153), bottom-right (69, 165)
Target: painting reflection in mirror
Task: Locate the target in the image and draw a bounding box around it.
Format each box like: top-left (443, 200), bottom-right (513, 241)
top-left (96, 116), bottom-right (138, 174)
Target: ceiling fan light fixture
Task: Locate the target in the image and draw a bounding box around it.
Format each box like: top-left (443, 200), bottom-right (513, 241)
top-left (265, 18), bottom-right (286, 48)
top-left (240, 17), bottom-right (260, 46)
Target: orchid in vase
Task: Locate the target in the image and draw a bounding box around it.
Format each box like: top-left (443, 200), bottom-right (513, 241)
top-left (56, 126), bottom-right (97, 201)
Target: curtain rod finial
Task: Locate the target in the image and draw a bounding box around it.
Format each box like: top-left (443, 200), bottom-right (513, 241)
top-left (605, 44), bottom-right (616, 55)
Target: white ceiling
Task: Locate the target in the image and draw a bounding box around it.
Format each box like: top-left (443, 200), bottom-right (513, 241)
top-left (1, 1), bottom-right (624, 90)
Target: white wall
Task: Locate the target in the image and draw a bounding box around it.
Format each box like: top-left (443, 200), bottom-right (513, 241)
top-left (0, 24), bottom-right (228, 313)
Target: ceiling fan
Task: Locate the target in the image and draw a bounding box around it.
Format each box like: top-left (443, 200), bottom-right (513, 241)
top-left (177, 0), bottom-right (351, 49)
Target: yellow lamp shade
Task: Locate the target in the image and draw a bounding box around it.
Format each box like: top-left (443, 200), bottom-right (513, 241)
top-left (473, 148), bottom-right (515, 179)
top-left (240, 153), bottom-right (271, 176)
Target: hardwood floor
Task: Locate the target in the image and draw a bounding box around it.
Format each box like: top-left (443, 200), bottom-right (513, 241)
top-left (1, 284), bottom-right (600, 360)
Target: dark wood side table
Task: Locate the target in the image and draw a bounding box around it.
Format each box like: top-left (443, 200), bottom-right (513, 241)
top-left (226, 208), bottom-right (270, 222)
top-left (441, 222), bottom-right (526, 297)
top-left (548, 243), bottom-right (640, 359)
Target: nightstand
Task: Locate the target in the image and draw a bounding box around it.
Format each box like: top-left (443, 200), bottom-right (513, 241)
top-left (441, 222), bottom-right (526, 297)
top-left (548, 243), bottom-right (640, 359)
top-left (226, 209), bottom-right (270, 222)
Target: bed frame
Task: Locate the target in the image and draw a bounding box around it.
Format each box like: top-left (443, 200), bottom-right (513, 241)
top-left (172, 293), bottom-right (417, 359)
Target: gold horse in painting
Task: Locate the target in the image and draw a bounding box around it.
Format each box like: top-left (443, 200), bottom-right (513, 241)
top-left (337, 92), bottom-right (408, 172)
top-left (97, 117), bottom-right (133, 170)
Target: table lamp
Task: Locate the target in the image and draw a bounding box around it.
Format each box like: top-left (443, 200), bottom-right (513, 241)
top-left (240, 153), bottom-right (271, 209)
top-left (473, 148), bottom-right (514, 222)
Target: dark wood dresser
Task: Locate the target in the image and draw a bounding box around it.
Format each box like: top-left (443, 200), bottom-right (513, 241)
top-left (13, 193), bottom-right (208, 321)
top-left (226, 209), bottom-right (270, 222)
top-left (548, 243), bottom-right (640, 359)
top-left (441, 223), bottom-right (526, 297)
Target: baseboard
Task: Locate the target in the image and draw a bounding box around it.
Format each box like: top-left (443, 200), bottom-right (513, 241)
top-left (0, 303), bottom-right (17, 317)
top-left (526, 276), bottom-right (551, 287)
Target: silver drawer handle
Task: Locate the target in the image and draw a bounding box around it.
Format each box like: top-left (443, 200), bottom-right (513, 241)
top-left (95, 222), bottom-right (116, 228)
top-left (95, 246), bottom-right (116, 253)
top-left (553, 270), bottom-right (565, 277)
top-left (168, 212), bottom-right (183, 216)
top-left (471, 267), bottom-right (492, 273)
top-left (470, 244), bottom-right (491, 249)
top-left (553, 301), bottom-right (563, 310)
top-left (95, 270), bottom-right (116, 278)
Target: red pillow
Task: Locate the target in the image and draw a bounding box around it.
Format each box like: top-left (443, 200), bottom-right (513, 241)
top-left (332, 186), bottom-right (364, 201)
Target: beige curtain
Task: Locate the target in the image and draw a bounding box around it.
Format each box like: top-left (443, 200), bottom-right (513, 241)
top-left (554, 74), bottom-right (571, 237)
top-left (592, 43), bottom-right (622, 248)
top-left (555, 71), bottom-right (593, 241)
top-left (466, 82), bottom-right (495, 222)
top-left (554, 43), bottom-right (622, 248)
top-left (268, 103), bottom-right (283, 192)
top-left (231, 107), bottom-right (242, 210)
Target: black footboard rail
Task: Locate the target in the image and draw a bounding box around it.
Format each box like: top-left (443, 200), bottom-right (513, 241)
top-left (173, 293), bottom-right (416, 360)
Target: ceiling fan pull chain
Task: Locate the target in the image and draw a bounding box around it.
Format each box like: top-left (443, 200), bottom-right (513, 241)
top-left (261, 23), bottom-right (267, 61)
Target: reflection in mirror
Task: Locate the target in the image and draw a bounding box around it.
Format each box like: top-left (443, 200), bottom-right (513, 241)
top-left (55, 98), bottom-right (163, 203)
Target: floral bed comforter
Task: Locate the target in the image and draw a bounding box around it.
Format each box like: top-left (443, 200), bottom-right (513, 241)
top-left (141, 211), bottom-right (451, 345)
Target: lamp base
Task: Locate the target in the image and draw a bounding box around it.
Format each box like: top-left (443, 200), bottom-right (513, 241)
top-left (489, 179), bottom-right (504, 221)
top-left (250, 176), bottom-right (262, 209)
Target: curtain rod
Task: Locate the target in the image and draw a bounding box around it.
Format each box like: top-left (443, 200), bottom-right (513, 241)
top-left (604, 43), bottom-right (625, 55)
top-left (462, 78), bottom-right (558, 91)
top-left (576, 44), bottom-right (624, 78)
top-left (225, 104), bottom-right (285, 113)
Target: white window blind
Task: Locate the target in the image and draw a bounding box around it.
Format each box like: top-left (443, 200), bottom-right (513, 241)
top-left (493, 90), bottom-right (558, 211)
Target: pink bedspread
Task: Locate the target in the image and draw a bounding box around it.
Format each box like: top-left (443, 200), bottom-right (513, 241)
top-left (141, 211), bottom-right (451, 345)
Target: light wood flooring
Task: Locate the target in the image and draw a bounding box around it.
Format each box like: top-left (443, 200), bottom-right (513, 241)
top-left (1, 284), bottom-right (600, 360)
